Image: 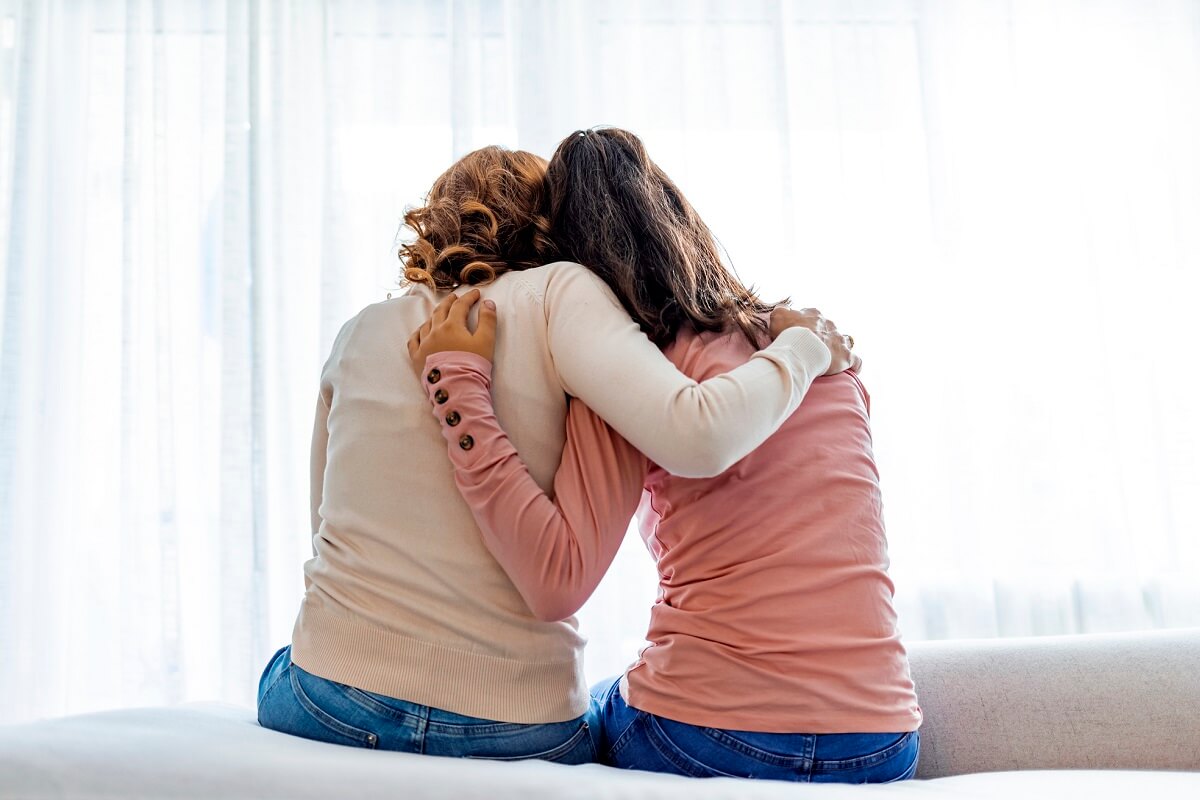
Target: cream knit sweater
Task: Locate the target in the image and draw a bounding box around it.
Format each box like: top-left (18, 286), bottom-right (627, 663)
top-left (290, 261), bottom-right (831, 724)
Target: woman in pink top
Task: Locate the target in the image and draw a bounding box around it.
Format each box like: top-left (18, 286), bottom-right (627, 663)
top-left (409, 128), bottom-right (922, 782)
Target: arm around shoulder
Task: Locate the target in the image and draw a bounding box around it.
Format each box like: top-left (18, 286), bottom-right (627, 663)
top-left (543, 264), bottom-right (831, 478)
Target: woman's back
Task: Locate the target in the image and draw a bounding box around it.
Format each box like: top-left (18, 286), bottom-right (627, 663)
top-left (296, 264), bottom-right (585, 724)
top-left (625, 328), bottom-right (922, 734)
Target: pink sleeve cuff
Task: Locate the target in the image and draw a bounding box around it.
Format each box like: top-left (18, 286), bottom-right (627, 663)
top-left (420, 351), bottom-right (509, 470)
top-left (423, 350), bottom-right (494, 383)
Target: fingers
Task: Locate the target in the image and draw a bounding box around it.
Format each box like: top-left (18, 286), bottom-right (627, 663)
top-left (822, 332), bottom-right (851, 376)
top-left (775, 306), bottom-right (861, 375)
top-left (407, 326), bottom-right (423, 361)
top-left (432, 292), bottom-right (456, 324)
top-left (449, 288), bottom-right (481, 326)
top-left (477, 298), bottom-right (497, 339)
top-left (770, 306), bottom-right (820, 340)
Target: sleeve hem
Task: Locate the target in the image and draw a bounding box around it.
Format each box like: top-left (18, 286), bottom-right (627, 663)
top-left (765, 326), bottom-right (832, 375)
top-left (424, 350), bottom-right (494, 381)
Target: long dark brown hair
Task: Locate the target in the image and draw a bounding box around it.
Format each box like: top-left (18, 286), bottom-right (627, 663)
top-left (399, 146), bottom-right (559, 290)
top-left (546, 127), bottom-right (778, 347)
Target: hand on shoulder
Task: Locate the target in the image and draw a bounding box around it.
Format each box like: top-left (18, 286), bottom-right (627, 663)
top-left (769, 305), bottom-right (862, 375)
top-left (407, 288), bottom-right (498, 367)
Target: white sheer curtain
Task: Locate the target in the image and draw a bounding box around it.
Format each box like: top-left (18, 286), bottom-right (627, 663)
top-left (1, 0), bottom-right (1197, 724)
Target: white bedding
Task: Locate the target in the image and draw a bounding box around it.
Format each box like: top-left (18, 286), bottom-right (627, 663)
top-left (1, 704), bottom-right (1197, 800)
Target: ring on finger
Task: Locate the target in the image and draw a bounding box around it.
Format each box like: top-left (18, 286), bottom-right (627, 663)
top-left (846, 335), bottom-right (855, 349)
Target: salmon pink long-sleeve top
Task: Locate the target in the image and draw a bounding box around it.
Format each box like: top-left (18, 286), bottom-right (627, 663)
top-left (421, 328), bottom-right (922, 734)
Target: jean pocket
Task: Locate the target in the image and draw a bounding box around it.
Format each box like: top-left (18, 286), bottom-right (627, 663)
top-left (287, 668), bottom-right (380, 749)
top-left (880, 731), bottom-right (921, 783)
top-left (464, 719), bottom-right (595, 764)
top-left (256, 646), bottom-right (292, 709)
top-left (641, 716), bottom-right (740, 778)
top-left (812, 730), bottom-right (919, 784)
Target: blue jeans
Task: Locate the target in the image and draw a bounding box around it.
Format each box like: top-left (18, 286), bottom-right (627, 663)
top-left (256, 645), bottom-right (598, 764)
top-left (591, 677), bottom-right (919, 782)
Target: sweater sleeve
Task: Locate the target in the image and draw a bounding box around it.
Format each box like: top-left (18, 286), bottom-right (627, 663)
top-left (309, 390), bottom-right (331, 560)
top-left (541, 265), bottom-right (831, 478)
top-left (421, 351), bottom-right (647, 622)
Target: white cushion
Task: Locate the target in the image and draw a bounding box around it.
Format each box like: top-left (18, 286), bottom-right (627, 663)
top-left (0, 704), bottom-right (1197, 799)
top-left (2, 629), bottom-right (1199, 797)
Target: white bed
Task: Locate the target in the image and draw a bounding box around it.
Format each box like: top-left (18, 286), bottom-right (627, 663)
top-left (3, 629), bottom-right (1198, 799)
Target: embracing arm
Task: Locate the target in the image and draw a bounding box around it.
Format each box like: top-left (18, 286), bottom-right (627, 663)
top-left (404, 284), bottom-right (841, 620)
top-left (421, 351), bottom-right (645, 621)
top-left (543, 266), bottom-right (831, 478)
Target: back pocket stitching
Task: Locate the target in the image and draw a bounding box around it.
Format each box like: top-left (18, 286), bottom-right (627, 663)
top-left (339, 684), bottom-right (423, 726)
top-left (465, 720), bottom-right (592, 762)
top-left (289, 668), bottom-right (379, 748)
top-left (815, 731), bottom-right (915, 771)
top-left (699, 727), bottom-right (814, 768)
top-left (645, 716), bottom-right (739, 779)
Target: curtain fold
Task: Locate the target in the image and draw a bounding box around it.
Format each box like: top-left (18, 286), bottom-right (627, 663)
top-left (1, 0), bottom-right (1197, 724)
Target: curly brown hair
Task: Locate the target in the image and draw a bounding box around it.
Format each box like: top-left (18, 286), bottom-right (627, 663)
top-left (399, 146), bottom-right (559, 290)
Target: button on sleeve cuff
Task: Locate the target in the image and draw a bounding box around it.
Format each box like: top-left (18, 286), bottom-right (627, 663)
top-left (420, 351), bottom-right (507, 470)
